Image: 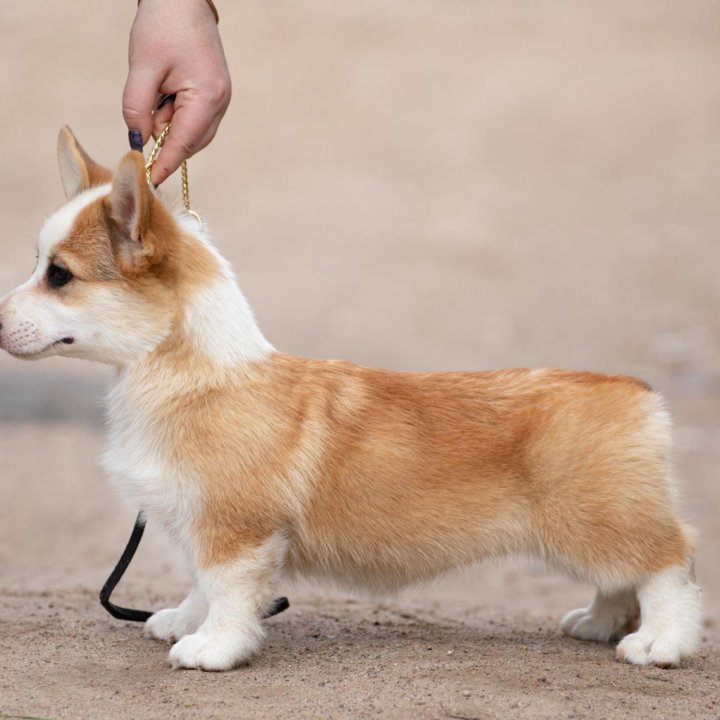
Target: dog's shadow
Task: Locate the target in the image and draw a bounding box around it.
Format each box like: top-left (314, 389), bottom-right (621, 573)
top-left (256, 600), bottom-right (618, 674)
top-left (250, 602), bottom-right (707, 705)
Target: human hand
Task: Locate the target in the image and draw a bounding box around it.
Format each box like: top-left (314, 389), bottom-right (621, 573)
top-left (123, 0), bottom-right (231, 185)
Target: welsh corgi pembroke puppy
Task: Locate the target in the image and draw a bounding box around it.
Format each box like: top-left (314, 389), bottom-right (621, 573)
top-left (0, 128), bottom-right (701, 671)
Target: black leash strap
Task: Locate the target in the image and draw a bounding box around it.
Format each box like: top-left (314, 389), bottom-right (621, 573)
top-left (100, 512), bottom-right (152, 622)
top-left (100, 511), bottom-right (289, 622)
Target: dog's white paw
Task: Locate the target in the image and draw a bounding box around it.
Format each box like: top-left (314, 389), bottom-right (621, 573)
top-left (616, 631), bottom-right (682, 668)
top-left (145, 607), bottom-right (202, 643)
top-left (168, 629), bottom-right (263, 671)
top-left (561, 606), bottom-right (633, 643)
top-left (561, 591), bottom-right (638, 644)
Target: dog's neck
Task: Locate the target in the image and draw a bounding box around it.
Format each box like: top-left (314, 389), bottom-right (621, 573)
top-left (179, 262), bottom-right (274, 369)
top-left (117, 216), bottom-right (274, 381)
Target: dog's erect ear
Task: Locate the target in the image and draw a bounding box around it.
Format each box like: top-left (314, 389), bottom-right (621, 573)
top-left (106, 151), bottom-right (161, 275)
top-left (57, 126), bottom-right (112, 199)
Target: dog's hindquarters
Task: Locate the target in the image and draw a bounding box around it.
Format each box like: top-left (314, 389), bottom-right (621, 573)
top-left (538, 389), bottom-right (701, 665)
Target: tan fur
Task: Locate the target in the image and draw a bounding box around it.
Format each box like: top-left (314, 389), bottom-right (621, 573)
top-left (133, 351), bottom-right (689, 585)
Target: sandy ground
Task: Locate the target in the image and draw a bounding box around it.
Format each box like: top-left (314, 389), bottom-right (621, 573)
top-left (1, 1), bottom-right (719, 718)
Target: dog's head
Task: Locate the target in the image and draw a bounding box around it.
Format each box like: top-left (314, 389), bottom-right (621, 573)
top-left (0, 128), bottom-right (202, 366)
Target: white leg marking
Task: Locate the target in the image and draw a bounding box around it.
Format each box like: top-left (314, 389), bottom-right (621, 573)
top-left (616, 564), bottom-right (702, 668)
top-left (145, 584), bottom-right (208, 643)
top-left (168, 534), bottom-right (286, 671)
top-left (561, 589), bottom-right (639, 643)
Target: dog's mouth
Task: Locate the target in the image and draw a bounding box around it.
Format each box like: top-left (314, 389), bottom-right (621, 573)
top-left (8, 336), bottom-right (74, 359)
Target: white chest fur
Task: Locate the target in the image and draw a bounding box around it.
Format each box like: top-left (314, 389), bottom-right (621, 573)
top-left (102, 375), bottom-right (202, 546)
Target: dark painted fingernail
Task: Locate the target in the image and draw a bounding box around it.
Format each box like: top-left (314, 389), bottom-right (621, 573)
top-left (128, 130), bottom-right (144, 151)
top-left (157, 93), bottom-right (176, 111)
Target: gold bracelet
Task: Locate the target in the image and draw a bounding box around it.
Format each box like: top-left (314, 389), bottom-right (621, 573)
top-left (203, 0), bottom-right (219, 24)
top-left (137, 0), bottom-right (219, 25)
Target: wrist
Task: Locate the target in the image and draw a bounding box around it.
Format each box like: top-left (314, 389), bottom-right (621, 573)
top-left (136, 0), bottom-right (219, 24)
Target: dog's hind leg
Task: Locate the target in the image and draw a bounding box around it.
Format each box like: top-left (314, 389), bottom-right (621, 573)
top-left (615, 561), bottom-right (701, 667)
top-left (561, 588), bottom-right (639, 643)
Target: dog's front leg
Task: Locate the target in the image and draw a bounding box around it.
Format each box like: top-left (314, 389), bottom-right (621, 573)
top-left (145, 583), bottom-right (209, 643)
top-left (168, 533), bottom-right (286, 671)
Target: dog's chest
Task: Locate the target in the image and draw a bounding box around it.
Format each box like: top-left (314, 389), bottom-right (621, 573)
top-left (102, 384), bottom-right (201, 537)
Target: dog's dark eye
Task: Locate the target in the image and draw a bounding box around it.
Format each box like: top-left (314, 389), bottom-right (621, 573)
top-left (47, 264), bottom-right (73, 289)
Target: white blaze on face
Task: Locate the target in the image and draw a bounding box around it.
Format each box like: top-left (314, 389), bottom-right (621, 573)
top-left (0, 185), bottom-right (112, 359)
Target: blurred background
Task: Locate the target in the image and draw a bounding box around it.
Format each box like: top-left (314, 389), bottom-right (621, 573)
top-left (0, 0), bottom-right (718, 676)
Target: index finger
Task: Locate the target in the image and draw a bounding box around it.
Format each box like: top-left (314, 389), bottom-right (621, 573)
top-left (122, 66), bottom-right (164, 147)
